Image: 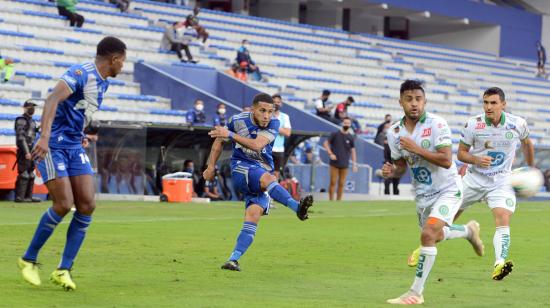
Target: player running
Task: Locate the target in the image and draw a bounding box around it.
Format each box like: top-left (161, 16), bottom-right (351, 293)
top-left (18, 36), bottom-right (127, 290)
top-left (457, 87), bottom-right (534, 280)
top-left (383, 80), bottom-right (483, 305)
top-left (203, 93), bottom-right (313, 272)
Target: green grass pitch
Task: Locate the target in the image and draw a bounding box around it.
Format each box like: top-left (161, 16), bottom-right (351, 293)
top-left (1, 200), bottom-right (549, 307)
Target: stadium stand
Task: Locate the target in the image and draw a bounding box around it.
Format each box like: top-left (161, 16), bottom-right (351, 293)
top-left (1, 0), bottom-right (549, 154)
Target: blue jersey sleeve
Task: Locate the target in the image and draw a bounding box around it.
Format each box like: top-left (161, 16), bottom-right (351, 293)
top-left (60, 65), bottom-right (87, 93)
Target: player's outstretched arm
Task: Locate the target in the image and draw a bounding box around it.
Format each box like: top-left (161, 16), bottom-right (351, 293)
top-left (31, 81), bottom-right (72, 161)
top-left (204, 137), bottom-right (224, 181)
top-left (457, 142), bottom-right (492, 168)
top-left (520, 137), bottom-right (535, 167)
top-left (208, 126), bottom-right (270, 152)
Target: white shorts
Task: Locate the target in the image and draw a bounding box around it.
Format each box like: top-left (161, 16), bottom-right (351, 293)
top-left (461, 173), bottom-right (516, 213)
top-left (416, 184), bottom-right (463, 228)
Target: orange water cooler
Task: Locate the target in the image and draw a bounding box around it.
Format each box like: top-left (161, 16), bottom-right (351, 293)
top-left (0, 146), bottom-right (48, 196)
top-left (160, 172), bottom-right (193, 202)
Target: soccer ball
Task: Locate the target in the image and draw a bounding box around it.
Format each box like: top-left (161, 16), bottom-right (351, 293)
top-left (510, 167), bottom-right (544, 198)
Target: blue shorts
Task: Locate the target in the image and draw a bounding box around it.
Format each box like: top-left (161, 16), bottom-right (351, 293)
top-left (231, 162), bottom-right (271, 215)
top-left (37, 147), bottom-right (94, 183)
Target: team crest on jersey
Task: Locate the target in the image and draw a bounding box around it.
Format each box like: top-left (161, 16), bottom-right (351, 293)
top-left (75, 69), bottom-right (82, 76)
top-left (475, 122), bottom-right (486, 130)
top-left (437, 123), bottom-right (444, 129)
top-left (505, 124), bottom-right (516, 130)
top-left (421, 128), bottom-right (431, 137)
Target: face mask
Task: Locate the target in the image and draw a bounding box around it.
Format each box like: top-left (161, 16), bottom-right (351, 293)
top-left (218, 108), bottom-right (226, 115)
top-left (195, 104), bottom-right (204, 111)
top-left (274, 104), bottom-right (280, 111)
top-left (342, 125), bottom-right (351, 131)
top-left (26, 108), bottom-right (35, 116)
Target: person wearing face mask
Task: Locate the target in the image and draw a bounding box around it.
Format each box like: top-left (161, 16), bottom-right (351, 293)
top-left (14, 100), bottom-right (41, 203)
top-left (271, 94), bottom-right (291, 181)
top-left (213, 103), bottom-right (227, 127)
top-left (323, 117), bottom-right (358, 201)
top-left (186, 99), bottom-right (207, 125)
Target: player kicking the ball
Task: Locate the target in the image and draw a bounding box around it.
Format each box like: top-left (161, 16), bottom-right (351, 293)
top-left (383, 80), bottom-right (484, 305)
top-left (456, 87), bottom-right (534, 280)
top-left (203, 93), bottom-right (313, 272)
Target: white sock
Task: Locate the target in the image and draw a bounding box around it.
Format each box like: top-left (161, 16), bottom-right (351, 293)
top-left (443, 224), bottom-right (470, 240)
top-left (493, 226), bottom-right (511, 265)
top-left (410, 246), bottom-right (437, 295)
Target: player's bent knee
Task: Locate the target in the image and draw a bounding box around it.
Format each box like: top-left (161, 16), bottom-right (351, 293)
top-left (259, 173), bottom-right (277, 190)
top-left (76, 201), bottom-right (96, 215)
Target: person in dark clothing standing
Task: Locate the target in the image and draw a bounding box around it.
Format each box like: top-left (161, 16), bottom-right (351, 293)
top-left (323, 118), bottom-right (358, 201)
top-left (537, 41), bottom-right (547, 78)
top-left (375, 114), bottom-right (392, 142)
top-left (14, 100), bottom-right (41, 202)
top-left (381, 125), bottom-right (400, 195)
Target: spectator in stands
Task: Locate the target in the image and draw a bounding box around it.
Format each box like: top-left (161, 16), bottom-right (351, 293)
top-left (375, 114), bottom-right (392, 142)
top-left (0, 56), bottom-right (15, 83)
top-left (323, 118), bottom-right (358, 201)
top-left (203, 167), bottom-right (223, 201)
top-left (225, 62), bottom-right (247, 82)
top-left (186, 99), bottom-right (206, 125)
top-left (272, 94), bottom-right (292, 180)
top-left (161, 22), bottom-right (196, 63)
top-left (183, 159), bottom-right (199, 197)
top-left (536, 41), bottom-right (547, 78)
top-left (334, 96), bottom-right (354, 123)
top-left (213, 103), bottom-right (227, 126)
top-left (110, 0), bottom-right (130, 13)
top-left (57, 0), bottom-right (85, 28)
top-left (237, 39), bottom-right (263, 81)
top-left (314, 89), bottom-right (337, 123)
top-left (184, 6), bottom-right (209, 45)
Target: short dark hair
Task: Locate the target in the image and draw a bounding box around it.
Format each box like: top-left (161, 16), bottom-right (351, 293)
top-left (322, 89), bottom-right (331, 96)
top-left (183, 160), bottom-right (193, 168)
top-left (242, 39), bottom-right (248, 44)
top-left (347, 96), bottom-right (354, 103)
top-left (483, 87), bottom-right (505, 101)
top-left (400, 79), bottom-right (425, 95)
top-left (342, 117), bottom-right (352, 122)
top-left (217, 102), bottom-right (225, 108)
top-left (272, 94), bottom-right (282, 100)
top-left (97, 36), bottom-right (126, 57)
top-left (194, 99), bottom-right (203, 104)
top-left (252, 93), bottom-right (274, 105)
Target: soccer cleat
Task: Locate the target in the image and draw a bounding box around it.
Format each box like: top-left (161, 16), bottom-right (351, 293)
top-left (297, 195), bottom-right (313, 221)
top-left (492, 260), bottom-right (513, 281)
top-left (466, 220), bottom-right (484, 256)
top-left (50, 269), bottom-right (76, 291)
top-left (221, 260), bottom-right (241, 271)
top-left (387, 290), bottom-right (425, 305)
top-left (18, 258), bottom-right (41, 286)
top-left (407, 247), bottom-right (421, 267)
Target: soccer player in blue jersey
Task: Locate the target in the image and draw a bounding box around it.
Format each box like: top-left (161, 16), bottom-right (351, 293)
top-left (203, 93), bottom-right (313, 271)
top-left (18, 36), bottom-right (127, 290)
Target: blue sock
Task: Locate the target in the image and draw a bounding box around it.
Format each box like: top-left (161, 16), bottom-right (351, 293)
top-left (266, 182), bottom-right (299, 213)
top-left (23, 208), bottom-right (63, 262)
top-left (59, 211), bottom-right (92, 269)
top-left (228, 222), bottom-right (257, 261)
